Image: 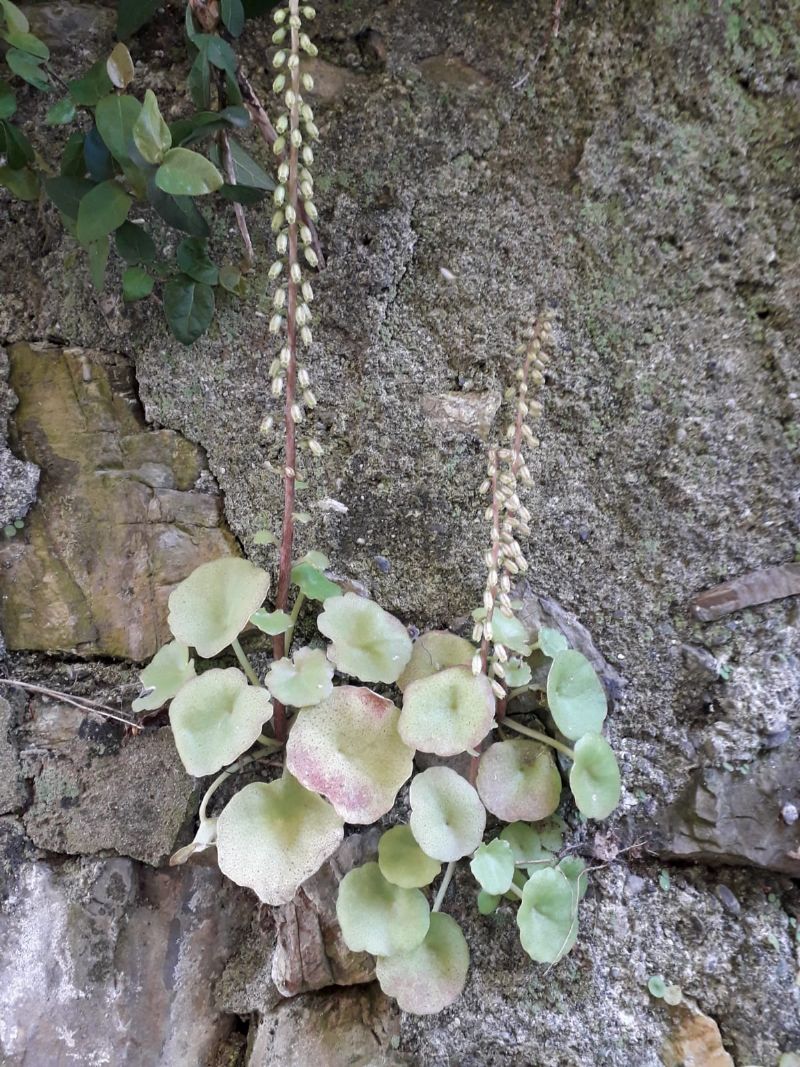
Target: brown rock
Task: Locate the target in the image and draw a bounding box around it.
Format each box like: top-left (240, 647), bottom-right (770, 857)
top-left (0, 344), bottom-right (237, 660)
top-left (248, 984), bottom-right (404, 1067)
top-left (663, 1006), bottom-right (734, 1067)
top-left (421, 390), bottom-right (501, 441)
top-left (271, 830), bottom-right (380, 997)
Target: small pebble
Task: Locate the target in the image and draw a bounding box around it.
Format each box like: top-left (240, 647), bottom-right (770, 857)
top-left (715, 884), bottom-right (741, 916)
top-left (374, 555), bottom-right (390, 574)
top-left (781, 803), bottom-right (798, 826)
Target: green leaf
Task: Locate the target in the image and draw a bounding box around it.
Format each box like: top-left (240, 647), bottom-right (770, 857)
top-left (0, 80), bottom-right (16, 119)
top-left (60, 132), bottom-right (85, 176)
top-left (0, 0), bottom-right (28, 33)
top-left (537, 627), bottom-right (569, 657)
top-left (490, 610), bottom-right (533, 656)
top-left (647, 975), bottom-right (666, 999)
top-left (176, 236), bottom-right (218, 285)
top-left (252, 528), bottom-right (277, 545)
top-left (5, 47), bottom-right (50, 89)
top-left (132, 88), bottom-right (171, 164)
top-left (318, 592), bottom-right (415, 685)
top-left (169, 666), bottom-right (272, 776)
top-left (400, 666), bottom-right (495, 758)
top-left (219, 263), bottom-right (245, 295)
top-left (168, 557), bottom-right (270, 655)
top-left (476, 739), bottom-right (561, 823)
top-left (217, 774), bottom-right (344, 905)
top-left (45, 176), bottom-right (94, 219)
top-left (378, 825), bottom-right (441, 890)
top-left (147, 176), bottom-right (209, 236)
top-left (568, 733), bottom-right (621, 820)
top-left (83, 126), bottom-right (115, 182)
top-left (132, 640), bottom-right (196, 713)
top-left (557, 856), bottom-right (589, 901)
top-left (0, 120), bottom-right (33, 167)
top-left (477, 890), bottom-right (501, 915)
top-left (249, 608), bottom-right (292, 636)
top-left (547, 649), bottom-right (607, 740)
top-left (45, 97), bottom-right (76, 125)
top-left (219, 183), bottom-right (267, 205)
top-left (114, 220), bottom-right (156, 264)
top-left (3, 28), bottom-right (49, 59)
top-left (221, 0), bottom-right (244, 35)
top-left (163, 273), bottom-right (215, 345)
top-left (499, 822), bottom-right (554, 875)
top-left (336, 862), bottom-right (430, 957)
top-left (155, 147), bottom-right (223, 196)
top-left (170, 106), bottom-right (250, 147)
top-left (76, 180), bottom-right (131, 245)
top-left (291, 560), bottom-right (341, 602)
top-left (470, 839), bottom-right (516, 896)
top-left (397, 630), bottom-right (475, 693)
top-left (95, 93), bottom-right (141, 165)
top-left (209, 137), bottom-right (273, 189)
top-left (502, 658), bottom-right (532, 687)
top-left (122, 265), bottom-right (154, 301)
top-left (517, 867), bottom-right (579, 964)
top-left (68, 60), bottom-right (113, 106)
top-left (264, 645), bottom-right (334, 706)
top-left (188, 51), bottom-right (211, 109)
top-left (106, 42), bottom-right (135, 88)
top-left (87, 236), bottom-right (110, 289)
top-left (195, 33), bottom-right (237, 77)
top-left (0, 164), bottom-right (38, 200)
top-left (409, 766), bottom-right (486, 862)
top-left (375, 912), bottom-right (469, 1016)
top-left (116, 0), bottom-right (160, 38)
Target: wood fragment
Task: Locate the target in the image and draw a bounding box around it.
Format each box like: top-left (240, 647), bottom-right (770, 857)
top-left (690, 563), bottom-right (800, 621)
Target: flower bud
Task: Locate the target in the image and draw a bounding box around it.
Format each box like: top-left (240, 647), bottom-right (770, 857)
top-left (305, 120), bottom-right (319, 139)
top-left (273, 74), bottom-right (286, 94)
top-left (272, 27), bottom-right (286, 43)
top-left (290, 403), bottom-right (303, 423)
top-left (272, 135), bottom-right (286, 156)
top-left (273, 50), bottom-right (287, 67)
top-left (278, 161), bottom-right (290, 183)
top-left (302, 6), bottom-right (316, 19)
top-left (290, 262), bottom-right (302, 284)
top-left (309, 439), bottom-right (323, 457)
top-left (285, 89), bottom-right (296, 107)
top-left (273, 8), bottom-right (286, 23)
top-left (273, 288), bottom-right (286, 309)
top-left (259, 414), bottom-right (274, 434)
top-left (271, 209), bottom-right (285, 231)
top-left (279, 347), bottom-right (291, 368)
top-left (287, 53), bottom-right (299, 70)
top-left (300, 326), bottom-right (313, 347)
top-left (285, 204), bottom-right (297, 224)
top-left (291, 128), bottom-right (303, 148)
top-left (271, 376), bottom-right (284, 397)
top-left (302, 73), bottom-right (314, 91)
top-left (303, 389), bottom-right (317, 408)
top-left (300, 225), bottom-right (312, 245)
top-left (298, 367), bottom-right (310, 388)
top-left (269, 314), bottom-right (283, 334)
top-left (304, 201), bottom-right (318, 221)
top-left (301, 281), bottom-right (314, 302)
top-left (471, 653), bottom-right (483, 676)
top-left (276, 232), bottom-right (288, 254)
top-left (275, 115), bottom-right (288, 134)
top-left (300, 181), bottom-right (313, 199)
top-left (289, 13), bottom-right (300, 27)
top-left (302, 146), bottom-right (314, 165)
top-left (273, 184), bottom-right (286, 206)
top-left (304, 247), bottom-right (318, 267)
top-left (268, 260), bottom-right (283, 280)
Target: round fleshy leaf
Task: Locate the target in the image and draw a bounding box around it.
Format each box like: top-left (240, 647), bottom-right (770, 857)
top-left (378, 825), bottom-right (441, 889)
top-left (503, 658), bottom-right (532, 687)
top-left (476, 739), bottom-right (562, 822)
top-left (285, 685), bottom-right (413, 823)
top-left (409, 766), bottom-right (486, 862)
top-left (397, 631), bottom-right (475, 692)
top-left (168, 667), bottom-right (272, 776)
top-left (132, 640), bottom-right (195, 712)
top-left (265, 646), bottom-right (334, 707)
top-left (375, 912), bottom-right (469, 1016)
top-left (546, 649), bottom-right (607, 740)
top-left (569, 733), bottom-right (621, 819)
top-left (499, 822), bottom-right (553, 874)
top-left (399, 666), bottom-right (495, 757)
top-left (538, 814), bottom-right (568, 853)
top-left (516, 866), bottom-right (579, 964)
top-left (491, 610), bottom-right (533, 655)
top-left (469, 839), bottom-right (515, 895)
top-left (537, 627), bottom-right (569, 657)
top-left (336, 862), bottom-right (430, 957)
top-left (291, 560), bottom-right (341, 602)
top-left (477, 890), bottom-right (501, 915)
top-left (250, 608), bottom-right (292, 636)
top-left (167, 557), bottom-right (270, 658)
top-left (557, 856), bottom-right (588, 900)
top-left (217, 774), bottom-right (344, 905)
top-left (318, 593), bottom-right (412, 683)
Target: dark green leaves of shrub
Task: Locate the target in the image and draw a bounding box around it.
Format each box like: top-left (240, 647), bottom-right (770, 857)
top-left (45, 176), bottom-right (94, 219)
top-left (221, 0), bottom-right (245, 37)
top-left (164, 274), bottom-right (214, 344)
top-left (155, 148), bottom-right (223, 196)
top-left (176, 237), bottom-right (218, 285)
top-left (5, 48), bottom-right (50, 90)
top-left (133, 89), bottom-right (171, 164)
top-left (95, 93), bottom-right (141, 164)
top-left (147, 177), bottom-right (209, 237)
top-left (68, 60), bottom-right (113, 106)
top-left (115, 221), bottom-right (156, 264)
top-left (116, 0), bottom-right (161, 39)
top-left (76, 180), bottom-right (131, 245)
top-left (45, 98), bottom-right (76, 125)
top-left (0, 81), bottom-right (16, 119)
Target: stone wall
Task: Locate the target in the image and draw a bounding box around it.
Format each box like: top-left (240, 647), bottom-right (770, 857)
top-left (0, 1), bottom-right (798, 1064)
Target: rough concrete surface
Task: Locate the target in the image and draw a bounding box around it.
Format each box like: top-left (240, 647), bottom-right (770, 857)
top-left (0, 0), bottom-right (799, 1064)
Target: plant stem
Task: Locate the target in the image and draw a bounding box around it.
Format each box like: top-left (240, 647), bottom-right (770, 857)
top-left (270, 0), bottom-right (302, 745)
top-left (503, 717), bottom-right (575, 759)
top-left (432, 861), bottom-right (457, 912)
top-left (506, 882), bottom-right (524, 900)
top-left (0, 677), bottom-right (137, 728)
top-left (284, 591), bottom-right (306, 653)
top-left (219, 128), bottom-right (254, 267)
top-left (231, 638), bottom-right (261, 687)
top-left (198, 748), bottom-right (276, 821)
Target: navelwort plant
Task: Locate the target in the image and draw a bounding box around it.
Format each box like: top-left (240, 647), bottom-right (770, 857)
top-left (131, 4), bottom-right (622, 1016)
top-left (0, 0), bottom-right (308, 342)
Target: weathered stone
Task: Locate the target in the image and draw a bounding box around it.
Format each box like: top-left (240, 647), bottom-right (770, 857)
top-left (663, 1005), bottom-right (734, 1067)
top-left (0, 698), bottom-right (25, 816)
top-left (0, 344), bottom-right (238, 660)
top-left (271, 830), bottom-right (379, 997)
top-left (0, 855), bottom-right (248, 1066)
top-left (421, 390), bottom-right (501, 441)
top-left (21, 1), bottom-right (116, 52)
top-left (248, 984), bottom-right (403, 1067)
top-left (0, 346), bottom-right (38, 528)
top-left (21, 707), bottom-right (195, 866)
top-left (659, 746), bottom-right (800, 877)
